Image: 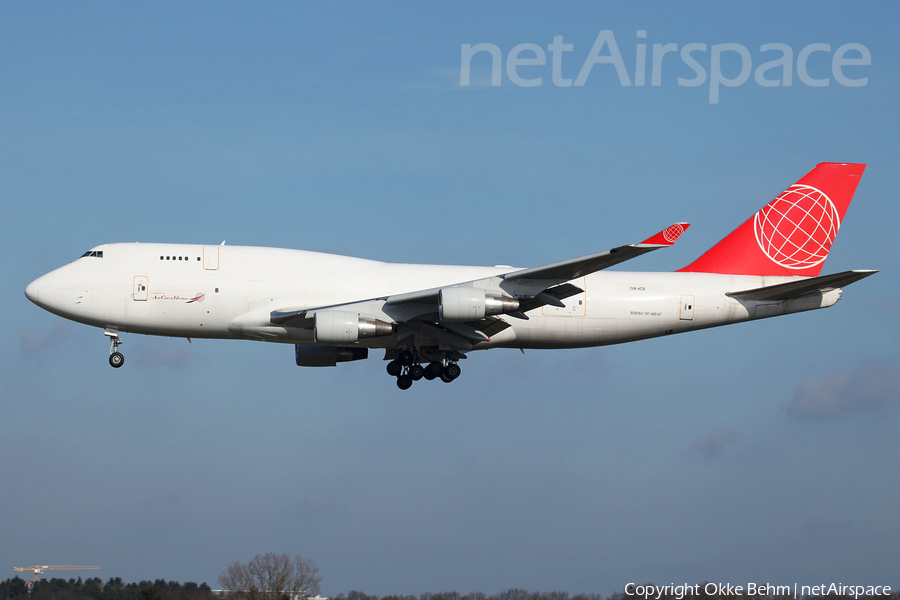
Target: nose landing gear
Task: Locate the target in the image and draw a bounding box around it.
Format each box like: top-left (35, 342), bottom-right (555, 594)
top-left (109, 350), bottom-right (124, 368)
top-left (105, 328), bottom-right (125, 369)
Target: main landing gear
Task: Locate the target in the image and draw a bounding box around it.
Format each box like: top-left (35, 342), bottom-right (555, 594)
top-left (386, 348), bottom-right (461, 390)
top-left (105, 328), bottom-right (125, 368)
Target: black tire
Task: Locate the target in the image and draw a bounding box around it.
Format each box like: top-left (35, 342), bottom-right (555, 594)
top-left (398, 350), bottom-right (415, 366)
top-left (109, 352), bottom-right (125, 368)
top-left (446, 363), bottom-right (461, 380)
top-left (396, 375), bottom-right (413, 390)
top-left (386, 360), bottom-right (402, 377)
top-left (409, 364), bottom-right (424, 380)
top-left (440, 372), bottom-right (454, 383)
top-left (425, 362), bottom-right (443, 378)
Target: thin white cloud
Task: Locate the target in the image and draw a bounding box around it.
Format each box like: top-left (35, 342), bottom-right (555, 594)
top-left (786, 363), bottom-right (900, 419)
top-left (405, 67), bottom-right (499, 91)
top-left (132, 339), bottom-right (197, 368)
top-left (687, 429), bottom-right (741, 458)
top-left (19, 319), bottom-right (71, 354)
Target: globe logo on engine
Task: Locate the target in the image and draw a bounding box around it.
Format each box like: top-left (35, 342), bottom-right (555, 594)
top-left (753, 184), bottom-right (840, 269)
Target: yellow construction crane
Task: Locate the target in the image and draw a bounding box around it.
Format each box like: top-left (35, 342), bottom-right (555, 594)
top-left (13, 565), bottom-right (101, 583)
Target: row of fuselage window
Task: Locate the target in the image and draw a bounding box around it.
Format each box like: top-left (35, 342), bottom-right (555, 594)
top-left (160, 256), bottom-right (200, 262)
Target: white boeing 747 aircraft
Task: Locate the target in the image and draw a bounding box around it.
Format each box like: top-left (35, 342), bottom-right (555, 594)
top-left (25, 163), bottom-right (876, 389)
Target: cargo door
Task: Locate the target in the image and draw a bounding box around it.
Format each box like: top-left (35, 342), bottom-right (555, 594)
top-left (679, 294), bottom-right (695, 320)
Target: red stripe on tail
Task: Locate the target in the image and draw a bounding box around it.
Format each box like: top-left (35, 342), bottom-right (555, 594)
top-left (679, 162), bottom-right (866, 276)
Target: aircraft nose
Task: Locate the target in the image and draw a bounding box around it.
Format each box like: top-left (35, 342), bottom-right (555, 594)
top-left (25, 277), bottom-right (41, 304)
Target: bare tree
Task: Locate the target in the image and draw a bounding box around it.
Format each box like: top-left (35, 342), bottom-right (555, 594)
top-left (219, 553), bottom-right (321, 600)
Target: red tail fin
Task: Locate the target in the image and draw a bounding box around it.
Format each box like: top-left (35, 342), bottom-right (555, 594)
top-left (679, 162), bottom-right (866, 276)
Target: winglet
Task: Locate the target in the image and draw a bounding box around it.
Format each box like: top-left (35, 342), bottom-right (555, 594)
top-left (635, 223), bottom-right (691, 247)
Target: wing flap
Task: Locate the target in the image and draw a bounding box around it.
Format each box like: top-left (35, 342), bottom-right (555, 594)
top-left (726, 270), bottom-right (878, 302)
top-left (384, 288), bottom-right (441, 305)
top-left (477, 317), bottom-right (512, 337)
top-left (270, 308), bottom-right (312, 326)
top-left (517, 282), bottom-right (583, 314)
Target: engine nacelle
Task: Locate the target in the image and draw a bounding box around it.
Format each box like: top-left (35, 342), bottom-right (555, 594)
top-left (314, 310), bottom-right (394, 344)
top-left (295, 345), bottom-right (368, 367)
top-left (438, 288), bottom-right (519, 321)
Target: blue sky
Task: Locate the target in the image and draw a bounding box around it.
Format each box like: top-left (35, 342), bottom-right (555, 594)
top-left (2, 1), bottom-right (898, 595)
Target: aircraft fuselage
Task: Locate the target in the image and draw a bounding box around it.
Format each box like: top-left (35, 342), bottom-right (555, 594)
top-left (25, 242), bottom-right (838, 352)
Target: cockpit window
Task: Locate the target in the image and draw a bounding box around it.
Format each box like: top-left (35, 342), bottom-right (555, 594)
top-left (80, 251), bottom-right (104, 258)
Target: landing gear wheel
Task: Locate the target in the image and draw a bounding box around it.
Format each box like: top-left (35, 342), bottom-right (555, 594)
top-left (109, 352), bottom-right (125, 368)
top-left (397, 375), bottom-right (413, 390)
top-left (440, 372), bottom-right (454, 383)
top-left (386, 360), bottom-right (402, 377)
top-left (106, 330), bottom-right (124, 368)
top-left (397, 350), bottom-right (415, 366)
top-left (445, 363), bottom-right (461, 380)
top-left (409, 364), bottom-right (424, 380)
top-left (425, 362), bottom-right (443, 379)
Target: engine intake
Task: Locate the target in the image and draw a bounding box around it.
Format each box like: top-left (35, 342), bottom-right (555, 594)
top-left (438, 288), bottom-right (519, 321)
top-left (295, 345), bottom-right (368, 367)
top-left (314, 310), bottom-right (394, 344)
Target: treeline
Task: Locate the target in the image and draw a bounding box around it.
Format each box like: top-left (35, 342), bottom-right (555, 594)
top-left (0, 578), bottom-right (214, 600)
top-left (3, 581), bottom-right (898, 600)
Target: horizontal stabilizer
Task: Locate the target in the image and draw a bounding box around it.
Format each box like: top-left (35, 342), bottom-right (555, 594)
top-left (726, 270), bottom-right (877, 302)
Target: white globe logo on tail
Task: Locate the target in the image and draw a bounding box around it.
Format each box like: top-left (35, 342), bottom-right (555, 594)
top-left (753, 184), bottom-right (840, 270)
top-left (663, 223), bottom-right (685, 243)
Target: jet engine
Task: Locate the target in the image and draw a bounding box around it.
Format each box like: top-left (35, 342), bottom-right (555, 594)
top-left (295, 345), bottom-right (369, 367)
top-left (313, 310), bottom-right (394, 344)
top-left (438, 288), bottom-right (519, 321)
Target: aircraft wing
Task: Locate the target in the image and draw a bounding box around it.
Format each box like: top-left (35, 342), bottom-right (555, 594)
top-left (726, 270), bottom-right (878, 302)
top-left (269, 223), bottom-right (690, 337)
top-left (502, 223), bottom-right (690, 284)
top-left (379, 222), bottom-right (690, 306)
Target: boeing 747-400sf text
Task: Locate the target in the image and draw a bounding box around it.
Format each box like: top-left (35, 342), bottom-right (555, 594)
top-left (26, 163), bottom-right (876, 390)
